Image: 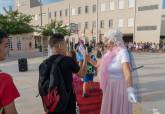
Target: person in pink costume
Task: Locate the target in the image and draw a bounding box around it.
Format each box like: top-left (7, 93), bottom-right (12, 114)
top-left (99, 29), bottom-right (137, 114)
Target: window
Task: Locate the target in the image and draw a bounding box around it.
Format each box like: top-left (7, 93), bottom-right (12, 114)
top-left (78, 23), bottom-right (81, 29)
top-left (60, 20), bottom-right (63, 24)
top-left (163, 0), bottom-right (165, 9)
top-left (54, 11), bottom-right (57, 17)
top-left (48, 12), bottom-right (51, 18)
top-left (42, 13), bottom-right (46, 16)
top-left (118, 19), bottom-right (124, 27)
top-left (20, 0), bottom-right (27, 6)
top-left (137, 26), bottom-right (157, 31)
top-left (101, 3), bottom-right (106, 11)
top-left (8, 37), bottom-right (13, 50)
top-left (78, 7), bottom-right (81, 15)
top-left (138, 5), bottom-right (159, 11)
top-left (59, 10), bottom-right (62, 17)
top-left (85, 6), bottom-right (89, 14)
top-left (109, 19), bottom-right (113, 28)
top-left (92, 21), bottom-right (96, 28)
top-left (93, 4), bottom-right (96, 13)
top-left (100, 20), bottom-right (104, 28)
top-left (110, 1), bottom-right (115, 10)
top-left (35, 14), bottom-right (38, 21)
top-left (128, 0), bottom-right (135, 8)
top-left (72, 8), bottom-right (76, 15)
top-left (128, 18), bottom-right (134, 27)
top-left (118, 0), bottom-right (124, 9)
top-left (65, 9), bottom-right (68, 16)
top-left (85, 22), bottom-right (89, 29)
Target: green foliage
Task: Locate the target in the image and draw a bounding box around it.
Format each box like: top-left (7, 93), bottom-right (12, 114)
top-left (0, 10), bottom-right (34, 34)
top-left (42, 20), bottom-right (70, 36)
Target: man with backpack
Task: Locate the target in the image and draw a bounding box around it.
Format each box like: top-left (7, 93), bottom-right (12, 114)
top-left (38, 33), bottom-right (87, 114)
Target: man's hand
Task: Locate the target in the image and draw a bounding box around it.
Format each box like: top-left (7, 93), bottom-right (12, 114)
top-left (78, 45), bottom-right (86, 56)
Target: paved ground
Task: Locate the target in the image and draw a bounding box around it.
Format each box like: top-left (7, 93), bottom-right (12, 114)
top-left (1, 50), bottom-right (47, 63)
top-left (0, 52), bottom-right (165, 114)
top-left (133, 52), bottom-right (165, 114)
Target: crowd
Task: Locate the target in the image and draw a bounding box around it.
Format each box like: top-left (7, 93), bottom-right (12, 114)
top-left (0, 28), bottom-right (144, 114)
top-left (68, 40), bottom-right (165, 55)
top-left (126, 42), bottom-right (165, 53)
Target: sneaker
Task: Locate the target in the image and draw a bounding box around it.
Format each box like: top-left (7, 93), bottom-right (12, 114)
top-left (90, 86), bottom-right (94, 91)
top-left (82, 93), bottom-right (88, 98)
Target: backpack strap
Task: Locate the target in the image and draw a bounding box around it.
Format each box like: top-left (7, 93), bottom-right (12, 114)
top-left (54, 55), bottom-right (65, 65)
top-left (49, 55), bottom-right (65, 90)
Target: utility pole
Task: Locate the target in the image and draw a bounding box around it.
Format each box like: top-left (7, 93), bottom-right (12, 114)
top-left (69, 3), bottom-right (71, 27)
top-left (68, 2), bottom-right (71, 51)
top-left (39, 0), bottom-right (43, 27)
top-left (133, 0), bottom-right (137, 43)
top-left (17, 0), bottom-right (20, 11)
top-left (39, 0), bottom-right (44, 56)
top-left (96, 0), bottom-right (99, 43)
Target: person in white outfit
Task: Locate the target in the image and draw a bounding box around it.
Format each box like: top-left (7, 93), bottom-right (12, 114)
top-left (99, 29), bottom-right (138, 114)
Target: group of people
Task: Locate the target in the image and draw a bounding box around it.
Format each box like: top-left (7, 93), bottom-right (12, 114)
top-left (0, 29), bottom-right (139, 114)
top-left (126, 42), bottom-right (165, 53)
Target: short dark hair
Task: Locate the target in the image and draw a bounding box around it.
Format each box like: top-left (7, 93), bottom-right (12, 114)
top-left (69, 50), bottom-right (76, 62)
top-left (49, 33), bottom-right (65, 48)
top-left (0, 30), bottom-right (8, 44)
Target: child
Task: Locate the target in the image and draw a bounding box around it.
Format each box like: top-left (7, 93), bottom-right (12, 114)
top-left (82, 50), bottom-right (97, 97)
top-left (0, 30), bottom-right (20, 114)
top-left (76, 41), bottom-right (97, 97)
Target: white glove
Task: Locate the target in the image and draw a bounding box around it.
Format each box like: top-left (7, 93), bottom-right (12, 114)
top-left (127, 87), bottom-right (137, 103)
top-left (78, 44), bottom-right (86, 56)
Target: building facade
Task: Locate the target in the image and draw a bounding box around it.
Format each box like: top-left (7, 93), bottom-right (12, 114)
top-left (14, 0), bottom-right (165, 43)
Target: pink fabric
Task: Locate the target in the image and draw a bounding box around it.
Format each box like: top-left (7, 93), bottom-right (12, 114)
top-left (72, 74), bottom-right (83, 92)
top-left (98, 47), bottom-right (120, 90)
top-left (100, 79), bottom-right (132, 114)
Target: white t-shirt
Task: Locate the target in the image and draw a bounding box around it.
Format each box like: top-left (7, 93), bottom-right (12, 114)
top-left (108, 49), bottom-right (130, 80)
top-left (48, 45), bottom-right (52, 57)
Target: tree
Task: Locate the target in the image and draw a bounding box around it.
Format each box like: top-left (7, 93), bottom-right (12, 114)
top-left (0, 14), bottom-right (9, 31)
top-left (42, 20), bottom-right (70, 36)
top-left (0, 10), bottom-right (34, 34)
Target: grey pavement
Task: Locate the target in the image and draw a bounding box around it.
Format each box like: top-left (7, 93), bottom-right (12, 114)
top-left (0, 52), bottom-right (165, 114)
top-left (1, 50), bottom-right (47, 63)
top-left (133, 52), bottom-right (165, 114)
top-left (0, 57), bottom-right (45, 114)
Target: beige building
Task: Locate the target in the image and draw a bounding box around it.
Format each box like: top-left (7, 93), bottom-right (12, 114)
top-left (14, 0), bottom-right (165, 43)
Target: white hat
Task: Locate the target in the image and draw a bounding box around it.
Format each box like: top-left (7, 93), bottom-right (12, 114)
top-left (104, 29), bottom-right (123, 41)
top-left (104, 29), bottom-right (124, 46)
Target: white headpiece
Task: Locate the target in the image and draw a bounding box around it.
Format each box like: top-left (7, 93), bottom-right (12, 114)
top-left (104, 29), bottom-right (124, 46)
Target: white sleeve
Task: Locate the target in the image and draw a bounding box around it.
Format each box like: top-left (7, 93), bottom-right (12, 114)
top-left (120, 49), bottom-right (130, 63)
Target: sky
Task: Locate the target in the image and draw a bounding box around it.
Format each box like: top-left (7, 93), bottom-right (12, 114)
top-left (0, 0), bottom-right (13, 14)
top-left (0, 0), bottom-right (63, 14)
top-left (163, 0), bottom-right (165, 9)
top-left (41, 0), bottom-right (63, 5)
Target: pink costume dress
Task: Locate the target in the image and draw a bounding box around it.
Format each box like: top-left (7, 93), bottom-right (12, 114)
top-left (100, 48), bottom-right (133, 114)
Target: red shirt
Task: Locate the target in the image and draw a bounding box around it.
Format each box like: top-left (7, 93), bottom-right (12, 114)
top-left (0, 72), bottom-right (20, 114)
